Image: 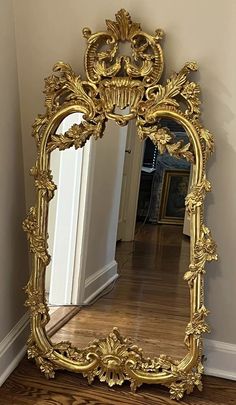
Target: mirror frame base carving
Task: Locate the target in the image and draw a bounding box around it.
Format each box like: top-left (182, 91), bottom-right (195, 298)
top-left (23, 9), bottom-right (217, 400)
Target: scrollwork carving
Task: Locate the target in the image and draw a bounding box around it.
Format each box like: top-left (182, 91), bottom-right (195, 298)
top-left (83, 9), bottom-right (164, 86)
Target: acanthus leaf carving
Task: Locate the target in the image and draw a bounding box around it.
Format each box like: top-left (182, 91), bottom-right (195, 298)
top-left (44, 62), bottom-right (98, 120)
top-left (82, 328), bottom-right (144, 388)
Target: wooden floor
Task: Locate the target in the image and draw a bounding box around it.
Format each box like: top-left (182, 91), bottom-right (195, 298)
top-left (1, 357), bottom-right (236, 404)
top-left (1, 224), bottom-right (236, 404)
top-left (51, 224), bottom-right (190, 359)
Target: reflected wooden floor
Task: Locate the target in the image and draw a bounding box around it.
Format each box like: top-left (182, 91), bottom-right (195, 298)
top-left (52, 224), bottom-right (190, 360)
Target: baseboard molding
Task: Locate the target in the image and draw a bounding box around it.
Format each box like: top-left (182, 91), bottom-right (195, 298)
top-left (0, 312), bottom-right (29, 386)
top-left (204, 338), bottom-right (236, 381)
top-left (47, 306), bottom-right (80, 337)
top-left (84, 260), bottom-right (118, 304)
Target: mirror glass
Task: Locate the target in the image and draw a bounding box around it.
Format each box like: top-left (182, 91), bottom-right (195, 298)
top-left (46, 114), bottom-right (191, 360)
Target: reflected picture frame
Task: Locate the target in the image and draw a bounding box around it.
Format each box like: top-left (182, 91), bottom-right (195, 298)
top-left (159, 169), bottom-right (190, 225)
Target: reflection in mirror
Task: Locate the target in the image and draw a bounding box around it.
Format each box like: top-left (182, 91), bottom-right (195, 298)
top-left (46, 117), bottom-right (191, 360)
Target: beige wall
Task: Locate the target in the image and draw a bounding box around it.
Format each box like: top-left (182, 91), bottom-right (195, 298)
top-left (0, 0), bottom-right (28, 342)
top-left (13, 0), bottom-right (236, 347)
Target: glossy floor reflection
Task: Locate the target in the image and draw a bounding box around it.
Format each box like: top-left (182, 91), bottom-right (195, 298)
top-left (51, 224), bottom-right (190, 360)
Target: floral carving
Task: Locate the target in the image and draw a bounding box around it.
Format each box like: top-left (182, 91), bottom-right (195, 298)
top-left (181, 81), bottom-right (201, 118)
top-left (47, 115), bottom-right (106, 152)
top-left (169, 366), bottom-right (203, 400)
top-left (137, 124), bottom-right (195, 163)
top-left (185, 177), bottom-right (212, 215)
top-left (22, 207), bottom-right (50, 265)
top-left (30, 166), bottom-right (56, 201)
top-left (185, 306), bottom-right (210, 347)
top-left (24, 281), bottom-right (49, 320)
top-left (184, 226), bottom-right (218, 286)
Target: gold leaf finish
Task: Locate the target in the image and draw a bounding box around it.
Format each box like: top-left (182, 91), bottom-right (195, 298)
top-left (23, 207), bottom-right (50, 265)
top-left (23, 9), bottom-right (217, 400)
top-left (184, 225), bottom-right (218, 287)
top-left (185, 177), bottom-right (212, 215)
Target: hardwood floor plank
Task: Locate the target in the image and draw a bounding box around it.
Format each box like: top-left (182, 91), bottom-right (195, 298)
top-left (1, 358), bottom-right (236, 404)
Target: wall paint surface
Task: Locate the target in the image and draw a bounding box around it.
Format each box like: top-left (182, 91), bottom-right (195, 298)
top-left (13, 0), bottom-right (236, 346)
top-left (0, 0), bottom-right (28, 342)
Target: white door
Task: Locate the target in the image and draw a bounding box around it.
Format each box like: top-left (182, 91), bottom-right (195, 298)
top-left (117, 120), bottom-right (144, 241)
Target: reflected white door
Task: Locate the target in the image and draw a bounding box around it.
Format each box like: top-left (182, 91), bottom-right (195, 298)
top-left (117, 120), bottom-right (144, 241)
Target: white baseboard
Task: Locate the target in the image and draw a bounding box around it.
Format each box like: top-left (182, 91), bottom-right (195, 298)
top-left (0, 312), bottom-right (29, 386)
top-left (204, 338), bottom-right (236, 380)
top-left (84, 260), bottom-right (118, 304)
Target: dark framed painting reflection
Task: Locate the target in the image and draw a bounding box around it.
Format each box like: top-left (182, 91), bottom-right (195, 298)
top-left (159, 169), bottom-right (190, 225)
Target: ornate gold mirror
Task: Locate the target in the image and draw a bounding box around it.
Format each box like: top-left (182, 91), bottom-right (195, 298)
top-left (23, 9), bottom-right (217, 400)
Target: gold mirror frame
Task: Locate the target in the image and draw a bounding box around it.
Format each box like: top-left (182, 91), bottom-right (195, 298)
top-left (23, 10), bottom-right (218, 400)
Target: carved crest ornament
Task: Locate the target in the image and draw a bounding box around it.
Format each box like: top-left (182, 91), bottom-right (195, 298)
top-left (23, 10), bottom-right (217, 400)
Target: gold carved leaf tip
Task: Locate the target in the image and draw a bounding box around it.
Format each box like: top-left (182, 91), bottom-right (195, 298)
top-left (155, 29), bottom-right (164, 40)
top-left (185, 61), bottom-right (199, 72)
top-left (82, 27), bottom-right (92, 39)
top-left (106, 9), bottom-right (140, 41)
top-left (52, 61), bottom-right (73, 74)
top-left (200, 128), bottom-right (215, 156)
